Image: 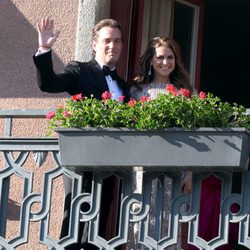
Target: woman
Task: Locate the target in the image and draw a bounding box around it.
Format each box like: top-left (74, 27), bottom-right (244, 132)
top-left (130, 37), bottom-right (193, 250)
top-left (130, 37), bottom-right (240, 249)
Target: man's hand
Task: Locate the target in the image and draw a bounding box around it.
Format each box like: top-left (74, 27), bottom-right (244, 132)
top-left (37, 17), bottom-right (59, 49)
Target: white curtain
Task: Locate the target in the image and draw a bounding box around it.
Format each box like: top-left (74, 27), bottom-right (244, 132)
top-left (141, 0), bottom-right (173, 54)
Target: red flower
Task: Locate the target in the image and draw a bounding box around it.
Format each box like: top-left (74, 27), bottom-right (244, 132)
top-left (118, 95), bottom-right (125, 102)
top-left (46, 111), bottom-right (56, 119)
top-left (179, 88), bottom-right (191, 98)
top-left (166, 84), bottom-right (178, 96)
top-left (101, 91), bottom-right (112, 100)
top-left (128, 98), bottom-right (137, 107)
top-left (63, 111), bottom-right (71, 118)
top-left (140, 96), bottom-right (150, 103)
top-left (199, 91), bottom-right (207, 99)
top-left (71, 93), bottom-right (83, 101)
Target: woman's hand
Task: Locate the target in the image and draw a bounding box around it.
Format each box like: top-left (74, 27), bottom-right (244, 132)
top-left (37, 17), bottom-right (59, 49)
top-left (182, 171), bottom-right (192, 193)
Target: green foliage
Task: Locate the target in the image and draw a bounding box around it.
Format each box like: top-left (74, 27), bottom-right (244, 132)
top-left (47, 92), bottom-right (250, 135)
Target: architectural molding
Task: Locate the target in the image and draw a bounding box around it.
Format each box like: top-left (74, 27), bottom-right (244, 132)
top-left (75, 0), bottom-right (111, 62)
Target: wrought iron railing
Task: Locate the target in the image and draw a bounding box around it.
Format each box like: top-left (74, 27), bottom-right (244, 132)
top-left (0, 110), bottom-right (249, 250)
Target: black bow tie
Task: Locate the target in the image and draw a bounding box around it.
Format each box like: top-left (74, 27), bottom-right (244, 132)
top-left (102, 65), bottom-right (118, 81)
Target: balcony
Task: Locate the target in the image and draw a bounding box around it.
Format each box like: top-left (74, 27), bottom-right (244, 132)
top-left (0, 110), bottom-right (249, 249)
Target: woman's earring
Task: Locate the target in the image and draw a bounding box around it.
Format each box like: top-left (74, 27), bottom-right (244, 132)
top-left (148, 65), bottom-right (152, 76)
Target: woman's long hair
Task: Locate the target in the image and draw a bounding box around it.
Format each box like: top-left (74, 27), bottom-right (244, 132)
top-left (133, 37), bottom-right (193, 92)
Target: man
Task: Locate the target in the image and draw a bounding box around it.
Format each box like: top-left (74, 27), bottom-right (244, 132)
top-left (33, 17), bottom-right (130, 249)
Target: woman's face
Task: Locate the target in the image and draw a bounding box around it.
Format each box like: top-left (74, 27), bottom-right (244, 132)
top-left (151, 44), bottom-right (176, 83)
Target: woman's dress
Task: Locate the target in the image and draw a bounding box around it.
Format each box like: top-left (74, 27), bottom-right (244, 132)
top-left (130, 82), bottom-right (167, 100)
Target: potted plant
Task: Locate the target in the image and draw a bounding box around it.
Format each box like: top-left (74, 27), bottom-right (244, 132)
top-left (46, 87), bottom-right (250, 171)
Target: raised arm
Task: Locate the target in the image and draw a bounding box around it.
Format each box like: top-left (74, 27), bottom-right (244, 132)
top-left (37, 17), bottom-right (59, 51)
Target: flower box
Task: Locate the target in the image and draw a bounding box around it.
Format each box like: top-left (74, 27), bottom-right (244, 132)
top-left (55, 127), bottom-right (250, 171)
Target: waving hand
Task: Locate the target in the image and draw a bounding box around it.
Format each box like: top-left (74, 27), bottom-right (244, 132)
top-left (37, 17), bottom-right (59, 49)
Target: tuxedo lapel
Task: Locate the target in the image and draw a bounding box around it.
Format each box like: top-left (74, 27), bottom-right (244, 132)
top-left (115, 75), bottom-right (130, 102)
top-left (88, 60), bottom-right (109, 94)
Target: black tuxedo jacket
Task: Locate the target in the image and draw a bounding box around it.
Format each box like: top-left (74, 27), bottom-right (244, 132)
top-left (33, 50), bottom-right (130, 101)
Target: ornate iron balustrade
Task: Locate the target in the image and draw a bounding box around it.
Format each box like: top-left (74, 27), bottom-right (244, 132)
top-left (0, 110), bottom-right (249, 250)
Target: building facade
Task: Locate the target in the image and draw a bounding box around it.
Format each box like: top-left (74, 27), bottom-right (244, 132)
top-left (0, 0), bottom-right (249, 248)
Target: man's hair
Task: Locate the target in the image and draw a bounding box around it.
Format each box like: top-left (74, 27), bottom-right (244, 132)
top-left (92, 19), bottom-right (123, 41)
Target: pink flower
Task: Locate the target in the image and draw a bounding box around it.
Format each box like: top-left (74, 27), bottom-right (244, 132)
top-left (166, 84), bottom-right (178, 96)
top-left (63, 111), bottom-right (71, 118)
top-left (140, 96), bottom-right (150, 103)
top-left (199, 91), bottom-right (207, 99)
top-left (118, 95), bottom-right (125, 102)
top-left (46, 111), bottom-right (56, 119)
top-left (101, 91), bottom-right (112, 100)
top-left (71, 93), bottom-right (83, 101)
top-left (179, 88), bottom-right (191, 98)
top-left (128, 98), bottom-right (137, 107)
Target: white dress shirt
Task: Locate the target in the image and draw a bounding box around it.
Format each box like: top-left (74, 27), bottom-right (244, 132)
top-left (95, 59), bottom-right (123, 100)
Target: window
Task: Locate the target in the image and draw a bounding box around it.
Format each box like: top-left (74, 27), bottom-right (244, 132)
top-left (173, 0), bottom-right (200, 86)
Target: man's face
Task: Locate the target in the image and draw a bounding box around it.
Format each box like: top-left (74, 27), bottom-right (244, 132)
top-left (93, 26), bottom-right (122, 68)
